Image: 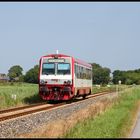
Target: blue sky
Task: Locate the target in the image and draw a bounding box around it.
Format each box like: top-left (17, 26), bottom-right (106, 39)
top-left (0, 2), bottom-right (140, 74)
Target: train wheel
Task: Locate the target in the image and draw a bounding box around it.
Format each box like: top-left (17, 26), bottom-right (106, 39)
top-left (82, 94), bottom-right (86, 99)
top-left (89, 89), bottom-right (91, 95)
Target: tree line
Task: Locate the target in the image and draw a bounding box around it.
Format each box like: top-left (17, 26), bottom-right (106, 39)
top-left (8, 65), bottom-right (39, 84)
top-left (112, 69), bottom-right (140, 85)
top-left (7, 64), bottom-right (140, 85)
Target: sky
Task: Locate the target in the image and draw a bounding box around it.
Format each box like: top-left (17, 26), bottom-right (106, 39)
top-left (0, 2), bottom-right (140, 74)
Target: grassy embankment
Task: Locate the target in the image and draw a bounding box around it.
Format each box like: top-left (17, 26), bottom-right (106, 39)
top-left (0, 82), bottom-right (42, 110)
top-left (64, 85), bottom-right (140, 138)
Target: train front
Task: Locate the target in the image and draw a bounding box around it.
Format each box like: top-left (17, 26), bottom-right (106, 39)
top-left (39, 54), bottom-right (74, 101)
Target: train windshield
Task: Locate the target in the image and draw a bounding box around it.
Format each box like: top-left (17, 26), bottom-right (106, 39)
top-left (42, 63), bottom-right (70, 75)
top-left (57, 63), bottom-right (70, 75)
top-left (42, 63), bottom-right (55, 75)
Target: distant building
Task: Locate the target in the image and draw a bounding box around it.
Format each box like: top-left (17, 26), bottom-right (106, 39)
top-left (0, 73), bottom-right (9, 82)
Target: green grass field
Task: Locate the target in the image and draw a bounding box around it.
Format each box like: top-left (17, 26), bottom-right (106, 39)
top-left (0, 82), bottom-right (43, 109)
top-left (64, 85), bottom-right (140, 138)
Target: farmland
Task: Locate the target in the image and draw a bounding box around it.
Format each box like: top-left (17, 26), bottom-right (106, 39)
top-left (0, 82), bottom-right (42, 110)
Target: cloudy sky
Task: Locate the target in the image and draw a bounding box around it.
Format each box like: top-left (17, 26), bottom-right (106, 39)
top-left (0, 2), bottom-right (140, 74)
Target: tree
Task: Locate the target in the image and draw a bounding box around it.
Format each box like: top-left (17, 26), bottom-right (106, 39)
top-left (8, 65), bottom-right (23, 81)
top-left (112, 70), bottom-right (126, 84)
top-left (91, 63), bottom-right (111, 85)
top-left (24, 65), bottom-right (39, 83)
top-left (112, 69), bottom-right (140, 85)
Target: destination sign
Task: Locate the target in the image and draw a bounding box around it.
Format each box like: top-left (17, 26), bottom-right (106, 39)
top-left (48, 58), bottom-right (65, 63)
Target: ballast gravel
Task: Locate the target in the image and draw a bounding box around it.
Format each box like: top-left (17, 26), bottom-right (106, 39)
top-left (0, 92), bottom-right (118, 138)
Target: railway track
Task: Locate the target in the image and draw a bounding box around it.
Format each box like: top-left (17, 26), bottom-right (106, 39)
top-left (0, 91), bottom-right (114, 122)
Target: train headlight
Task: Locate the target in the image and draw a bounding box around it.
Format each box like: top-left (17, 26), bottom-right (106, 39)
top-left (67, 80), bottom-right (71, 85)
top-left (40, 80), bottom-right (45, 85)
top-left (64, 80), bottom-right (71, 85)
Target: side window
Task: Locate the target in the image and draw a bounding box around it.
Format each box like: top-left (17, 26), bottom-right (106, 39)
top-left (74, 64), bottom-right (79, 78)
top-left (80, 67), bottom-right (83, 79)
top-left (89, 69), bottom-right (91, 79)
top-left (90, 69), bottom-right (92, 79)
top-left (83, 67), bottom-right (85, 79)
top-left (86, 68), bottom-right (88, 79)
top-left (78, 65), bottom-right (80, 78)
top-left (74, 64), bottom-right (76, 77)
top-left (75, 64), bottom-right (92, 79)
top-left (87, 69), bottom-right (90, 79)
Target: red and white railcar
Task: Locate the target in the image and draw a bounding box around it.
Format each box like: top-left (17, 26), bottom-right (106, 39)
top-left (39, 53), bottom-right (92, 101)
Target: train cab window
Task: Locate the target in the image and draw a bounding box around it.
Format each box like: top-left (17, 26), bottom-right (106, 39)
top-left (42, 63), bottom-right (55, 75)
top-left (57, 63), bottom-right (70, 75)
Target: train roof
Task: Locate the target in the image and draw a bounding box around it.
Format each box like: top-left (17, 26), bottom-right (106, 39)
top-left (74, 58), bottom-right (92, 68)
top-left (41, 54), bottom-right (92, 68)
top-left (43, 54), bottom-right (70, 58)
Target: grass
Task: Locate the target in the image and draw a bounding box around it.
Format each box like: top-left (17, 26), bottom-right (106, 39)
top-left (0, 82), bottom-right (43, 109)
top-left (92, 84), bottom-right (128, 94)
top-left (0, 82), bottom-right (130, 110)
top-left (64, 86), bottom-right (140, 138)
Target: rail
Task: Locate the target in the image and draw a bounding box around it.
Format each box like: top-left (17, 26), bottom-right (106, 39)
top-left (0, 90), bottom-right (120, 122)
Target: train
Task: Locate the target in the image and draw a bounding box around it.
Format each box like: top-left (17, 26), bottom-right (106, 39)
top-left (38, 52), bottom-right (92, 101)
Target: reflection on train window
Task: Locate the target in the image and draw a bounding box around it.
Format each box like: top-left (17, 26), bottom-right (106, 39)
top-left (74, 64), bottom-right (92, 79)
top-left (42, 63), bottom-right (55, 75)
top-left (57, 63), bottom-right (70, 75)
